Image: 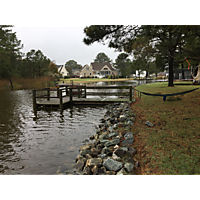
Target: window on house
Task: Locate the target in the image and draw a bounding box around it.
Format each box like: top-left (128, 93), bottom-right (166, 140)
top-left (90, 73), bottom-right (91, 76)
top-left (86, 67), bottom-right (89, 70)
top-left (84, 73), bottom-right (86, 76)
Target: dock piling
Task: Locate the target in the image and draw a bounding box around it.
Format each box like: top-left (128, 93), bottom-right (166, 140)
top-left (59, 89), bottom-right (63, 111)
top-left (47, 88), bottom-right (50, 101)
top-left (129, 86), bottom-right (132, 101)
top-left (32, 90), bottom-right (37, 112)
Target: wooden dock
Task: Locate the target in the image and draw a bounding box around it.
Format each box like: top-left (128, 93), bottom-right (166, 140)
top-left (33, 84), bottom-right (133, 112)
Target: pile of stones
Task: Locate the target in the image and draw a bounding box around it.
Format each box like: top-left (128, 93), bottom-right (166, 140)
top-left (74, 101), bottom-right (139, 175)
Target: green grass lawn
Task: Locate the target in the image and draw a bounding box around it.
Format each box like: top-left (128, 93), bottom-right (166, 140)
top-left (59, 77), bottom-right (135, 84)
top-left (132, 82), bottom-right (200, 175)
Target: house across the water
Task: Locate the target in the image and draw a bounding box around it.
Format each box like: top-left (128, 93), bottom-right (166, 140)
top-left (57, 65), bottom-right (69, 77)
top-left (80, 62), bottom-right (117, 78)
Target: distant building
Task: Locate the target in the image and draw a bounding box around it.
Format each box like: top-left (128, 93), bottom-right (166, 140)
top-left (57, 65), bottom-right (69, 77)
top-left (80, 63), bottom-right (117, 78)
top-left (135, 70), bottom-right (147, 78)
top-left (72, 68), bottom-right (81, 76)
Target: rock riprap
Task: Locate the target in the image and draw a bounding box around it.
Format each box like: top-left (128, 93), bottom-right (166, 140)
top-left (74, 102), bottom-right (139, 175)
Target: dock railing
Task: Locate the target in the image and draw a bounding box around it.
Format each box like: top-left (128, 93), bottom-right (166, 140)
top-left (33, 85), bottom-right (86, 111)
top-left (83, 85), bottom-right (133, 101)
top-left (33, 85), bottom-right (133, 111)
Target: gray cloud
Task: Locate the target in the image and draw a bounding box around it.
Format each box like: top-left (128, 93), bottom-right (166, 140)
top-left (12, 26), bottom-right (120, 66)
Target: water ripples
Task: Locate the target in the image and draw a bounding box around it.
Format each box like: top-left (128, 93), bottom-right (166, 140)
top-left (0, 90), bottom-right (106, 174)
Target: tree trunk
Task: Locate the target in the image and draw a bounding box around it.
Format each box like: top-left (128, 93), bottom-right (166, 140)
top-left (168, 56), bottom-right (174, 87)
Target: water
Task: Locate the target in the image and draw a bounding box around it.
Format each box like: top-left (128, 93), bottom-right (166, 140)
top-left (0, 80), bottom-right (147, 175)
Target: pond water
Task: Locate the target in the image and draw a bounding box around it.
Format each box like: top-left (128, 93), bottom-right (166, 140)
top-left (0, 80), bottom-right (149, 175)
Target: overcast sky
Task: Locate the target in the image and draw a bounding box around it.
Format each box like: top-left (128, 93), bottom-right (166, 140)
top-left (12, 26), bottom-right (121, 66)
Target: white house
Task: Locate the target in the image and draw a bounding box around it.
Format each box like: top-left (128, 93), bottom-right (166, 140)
top-left (135, 70), bottom-right (147, 78)
top-left (57, 65), bottom-right (69, 77)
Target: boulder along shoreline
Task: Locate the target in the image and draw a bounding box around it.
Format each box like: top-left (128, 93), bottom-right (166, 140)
top-left (74, 100), bottom-right (140, 175)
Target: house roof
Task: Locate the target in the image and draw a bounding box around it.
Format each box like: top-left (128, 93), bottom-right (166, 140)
top-left (56, 65), bottom-right (63, 73)
top-left (56, 65), bottom-right (68, 73)
top-left (91, 63), bottom-right (115, 71)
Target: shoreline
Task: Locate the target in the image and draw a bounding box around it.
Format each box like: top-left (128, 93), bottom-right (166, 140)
top-left (74, 100), bottom-right (142, 175)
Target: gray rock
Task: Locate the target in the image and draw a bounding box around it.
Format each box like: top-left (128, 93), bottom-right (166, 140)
top-left (103, 158), bottom-right (123, 172)
top-left (97, 154), bottom-right (107, 159)
top-left (113, 124), bottom-right (118, 129)
top-left (102, 147), bottom-right (112, 156)
top-left (104, 138), bottom-right (120, 147)
top-left (75, 160), bottom-right (85, 171)
top-left (145, 121), bottom-right (153, 127)
top-left (122, 138), bottom-right (134, 146)
top-left (86, 158), bottom-right (102, 167)
top-left (124, 162), bottom-right (134, 172)
top-left (128, 147), bottom-right (137, 156)
top-left (108, 132), bottom-right (119, 138)
top-left (120, 147), bottom-right (128, 151)
top-left (92, 165), bottom-right (106, 175)
top-left (114, 148), bottom-right (126, 158)
top-left (129, 117), bottom-right (135, 122)
top-left (76, 156), bottom-right (87, 163)
top-left (108, 126), bottom-right (114, 132)
top-left (126, 121), bottom-right (134, 125)
top-left (116, 168), bottom-right (127, 175)
top-left (80, 144), bottom-right (91, 151)
top-left (99, 134), bottom-right (109, 140)
top-left (80, 149), bottom-right (91, 156)
top-left (85, 154), bottom-right (92, 160)
top-left (82, 166), bottom-right (92, 175)
top-left (90, 148), bottom-right (99, 157)
top-left (124, 132), bottom-right (134, 139)
top-left (112, 152), bottom-right (122, 161)
top-left (94, 134), bottom-right (99, 140)
top-left (96, 129), bottom-right (101, 134)
top-left (99, 139), bottom-right (109, 146)
top-left (126, 157), bottom-right (135, 164)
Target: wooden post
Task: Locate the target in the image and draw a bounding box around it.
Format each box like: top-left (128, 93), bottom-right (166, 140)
top-left (65, 86), bottom-right (68, 95)
top-left (57, 87), bottom-right (59, 97)
top-left (32, 90), bottom-right (37, 112)
top-left (84, 85), bottom-right (86, 98)
top-left (47, 88), bottom-right (50, 101)
top-left (59, 89), bottom-right (63, 111)
top-left (69, 87), bottom-right (73, 106)
top-left (78, 88), bottom-right (80, 98)
top-left (129, 86), bottom-right (132, 101)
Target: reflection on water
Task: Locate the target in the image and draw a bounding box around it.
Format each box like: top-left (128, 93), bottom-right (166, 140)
top-left (0, 80), bottom-right (146, 174)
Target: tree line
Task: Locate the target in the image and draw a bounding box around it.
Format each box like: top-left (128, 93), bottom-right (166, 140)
top-left (83, 25), bottom-right (200, 86)
top-left (0, 25), bottom-right (60, 79)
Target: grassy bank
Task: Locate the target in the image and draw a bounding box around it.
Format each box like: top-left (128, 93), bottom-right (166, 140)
top-left (0, 76), bottom-right (55, 90)
top-left (59, 77), bottom-right (135, 84)
top-left (131, 82), bottom-right (200, 175)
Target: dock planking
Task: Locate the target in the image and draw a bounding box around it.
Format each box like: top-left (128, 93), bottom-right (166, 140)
top-left (33, 84), bottom-right (133, 111)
